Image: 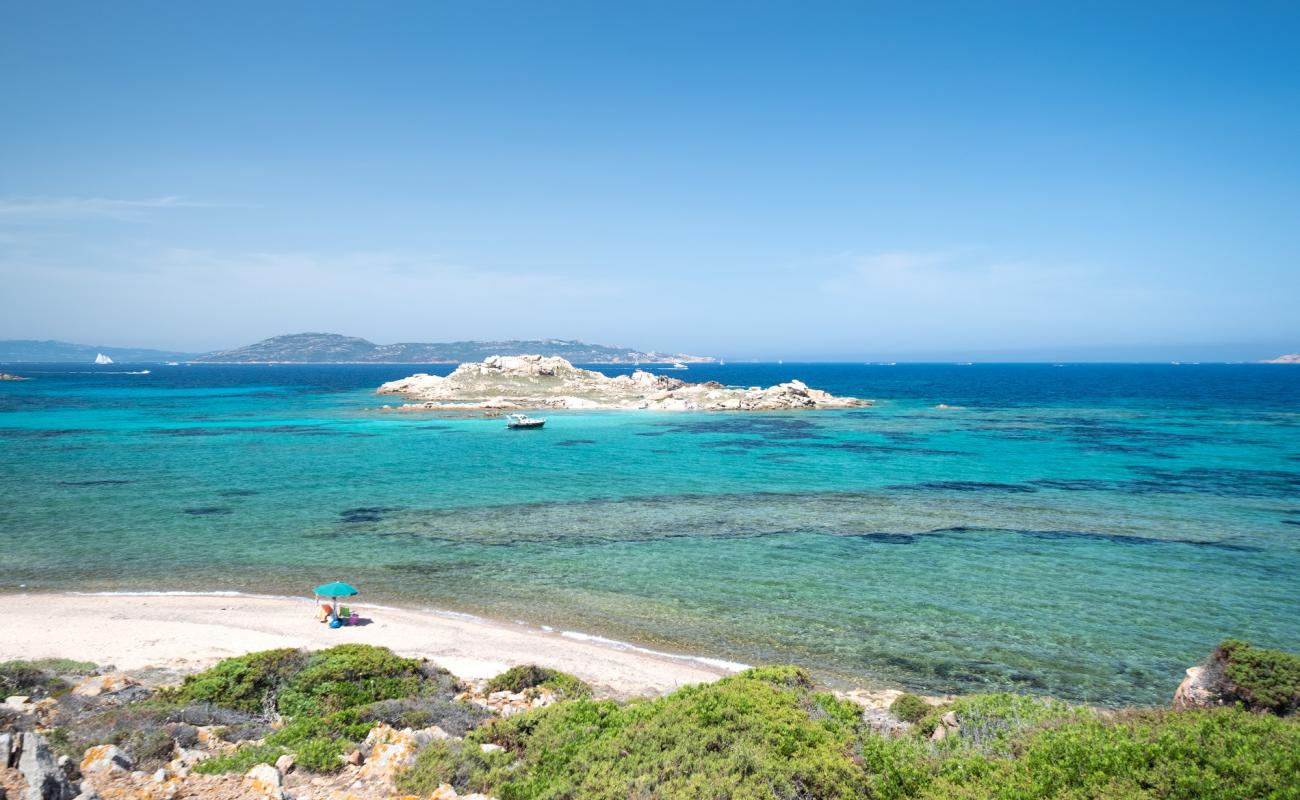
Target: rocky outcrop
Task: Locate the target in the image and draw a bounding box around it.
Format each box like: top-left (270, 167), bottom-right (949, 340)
top-left (377, 355), bottom-right (867, 412)
top-left (929, 711), bottom-right (960, 742)
top-left (70, 675), bottom-right (136, 700)
top-left (1263, 353), bottom-right (1300, 364)
top-left (358, 723), bottom-right (450, 780)
top-left (1171, 666), bottom-right (1224, 711)
top-left (243, 764), bottom-right (281, 800)
top-left (78, 747), bottom-right (131, 776)
top-left (454, 678), bottom-right (563, 718)
top-left (17, 733), bottom-right (78, 800)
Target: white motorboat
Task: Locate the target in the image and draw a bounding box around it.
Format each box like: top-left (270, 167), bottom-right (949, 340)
top-left (506, 413), bottom-right (546, 429)
top-left (663, 361), bottom-right (689, 370)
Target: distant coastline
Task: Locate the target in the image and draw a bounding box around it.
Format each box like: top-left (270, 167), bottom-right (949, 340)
top-left (0, 332), bottom-right (714, 364)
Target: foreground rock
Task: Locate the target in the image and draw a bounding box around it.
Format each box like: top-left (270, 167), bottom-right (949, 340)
top-left (15, 733), bottom-right (78, 800)
top-left (1172, 666), bottom-right (1220, 710)
top-left (377, 355), bottom-right (868, 411)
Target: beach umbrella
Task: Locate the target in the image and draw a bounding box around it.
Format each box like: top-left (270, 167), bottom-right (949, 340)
top-left (313, 581), bottom-right (359, 628)
top-left (313, 581), bottom-right (359, 597)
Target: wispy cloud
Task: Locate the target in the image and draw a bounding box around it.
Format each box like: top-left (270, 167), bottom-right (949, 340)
top-left (811, 247), bottom-right (1173, 347)
top-left (1, 242), bottom-right (633, 347)
top-left (0, 196), bottom-right (237, 222)
top-left (820, 248), bottom-right (1085, 297)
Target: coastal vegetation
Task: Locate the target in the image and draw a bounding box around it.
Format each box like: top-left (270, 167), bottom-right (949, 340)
top-left (397, 664), bottom-right (1300, 800)
top-left (165, 644), bottom-right (481, 773)
top-left (7, 641), bottom-right (1300, 799)
top-left (481, 664), bottom-right (592, 700)
top-left (1213, 639), bottom-right (1300, 715)
top-left (887, 693), bottom-right (929, 724)
top-left (0, 657), bottom-right (96, 697)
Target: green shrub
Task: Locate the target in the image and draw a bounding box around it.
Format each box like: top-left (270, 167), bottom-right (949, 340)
top-left (395, 739), bottom-right (461, 795)
top-left (355, 696), bottom-right (490, 736)
top-left (919, 708), bottom-right (1300, 800)
top-left (1216, 639), bottom-right (1300, 716)
top-left (0, 658), bottom-right (92, 698)
top-left (172, 645), bottom-right (465, 774)
top-left (194, 744), bottom-right (287, 775)
top-left (171, 644), bottom-right (442, 719)
top-left (396, 739), bottom-right (518, 796)
top-left (43, 698), bottom-right (270, 763)
top-left (197, 713), bottom-right (365, 775)
top-left (293, 737), bottom-right (353, 773)
top-left (266, 709), bottom-right (373, 749)
top-left (172, 648), bottom-right (307, 714)
top-left (275, 644), bottom-right (427, 717)
top-left (402, 665), bottom-right (870, 799)
top-left (925, 692), bottom-right (1091, 755)
top-left (483, 665), bottom-right (591, 700)
top-left (890, 693), bottom-right (930, 723)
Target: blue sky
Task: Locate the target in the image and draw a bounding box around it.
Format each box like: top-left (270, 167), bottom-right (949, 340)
top-left (1, 1), bottom-right (1297, 359)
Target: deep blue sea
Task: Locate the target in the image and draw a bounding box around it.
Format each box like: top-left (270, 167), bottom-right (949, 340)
top-left (3, 362), bottom-right (1298, 705)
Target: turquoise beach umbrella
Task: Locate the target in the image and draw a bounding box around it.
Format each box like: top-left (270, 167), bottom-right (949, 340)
top-left (313, 581), bottom-right (359, 597)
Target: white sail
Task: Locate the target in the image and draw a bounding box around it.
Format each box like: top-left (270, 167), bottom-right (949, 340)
top-left (94, 353), bottom-right (113, 365)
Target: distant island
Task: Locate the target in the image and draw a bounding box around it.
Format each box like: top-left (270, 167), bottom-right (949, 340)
top-left (1264, 353), bottom-right (1300, 363)
top-left (378, 354), bottom-right (864, 411)
top-left (0, 339), bottom-right (198, 363)
top-left (0, 333), bottom-right (714, 364)
top-left (194, 333), bottom-right (714, 364)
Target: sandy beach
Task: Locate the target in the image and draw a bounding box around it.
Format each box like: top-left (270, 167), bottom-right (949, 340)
top-left (1, 592), bottom-right (734, 697)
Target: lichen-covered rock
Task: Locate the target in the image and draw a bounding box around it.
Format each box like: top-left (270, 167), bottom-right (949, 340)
top-left (359, 724), bottom-right (448, 781)
top-left (79, 747), bottom-right (131, 776)
top-left (70, 675), bottom-right (135, 699)
top-left (423, 785), bottom-right (495, 800)
top-left (244, 763), bottom-right (282, 800)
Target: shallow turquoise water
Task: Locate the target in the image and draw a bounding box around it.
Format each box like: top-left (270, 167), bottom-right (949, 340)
top-left (2, 362), bottom-right (1298, 704)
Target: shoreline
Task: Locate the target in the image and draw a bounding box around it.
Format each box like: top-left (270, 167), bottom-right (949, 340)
top-left (1, 591), bottom-right (741, 698)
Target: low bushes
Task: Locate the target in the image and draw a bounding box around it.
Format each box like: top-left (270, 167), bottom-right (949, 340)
top-left (889, 692), bottom-right (929, 723)
top-left (179, 645), bottom-right (477, 774)
top-left (48, 701), bottom-right (269, 766)
top-left (918, 708), bottom-right (1300, 800)
top-left (169, 648), bottom-right (308, 715)
top-left (172, 644), bottom-right (447, 719)
top-left (917, 693), bottom-right (1090, 754)
top-left (482, 664), bottom-right (591, 700)
top-left (1215, 639), bottom-right (1300, 716)
top-left (399, 665), bottom-right (870, 799)
top-left (355, 696), bottom-right (489, 736)
top-left (0, 658), bottom-right (96, 699)
top-left (399, 670), bottom-right (1300, 800)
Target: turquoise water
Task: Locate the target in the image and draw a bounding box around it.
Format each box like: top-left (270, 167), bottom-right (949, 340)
top-left (2, 362), bottom-right (1298, 705)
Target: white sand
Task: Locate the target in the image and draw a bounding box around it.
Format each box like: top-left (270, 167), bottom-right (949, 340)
top-left (1, 592), bottom-right (737, 697)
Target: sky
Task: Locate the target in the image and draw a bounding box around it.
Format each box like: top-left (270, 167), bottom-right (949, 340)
top-left (1, 1), bottom-right (1297, 360)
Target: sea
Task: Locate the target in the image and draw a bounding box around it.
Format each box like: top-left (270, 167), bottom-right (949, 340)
top-left (2, 361), bottom-right (1298, 706)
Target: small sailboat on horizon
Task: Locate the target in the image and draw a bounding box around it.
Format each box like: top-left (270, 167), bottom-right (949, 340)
top-left (93, 353), bottom-right (113, 365)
